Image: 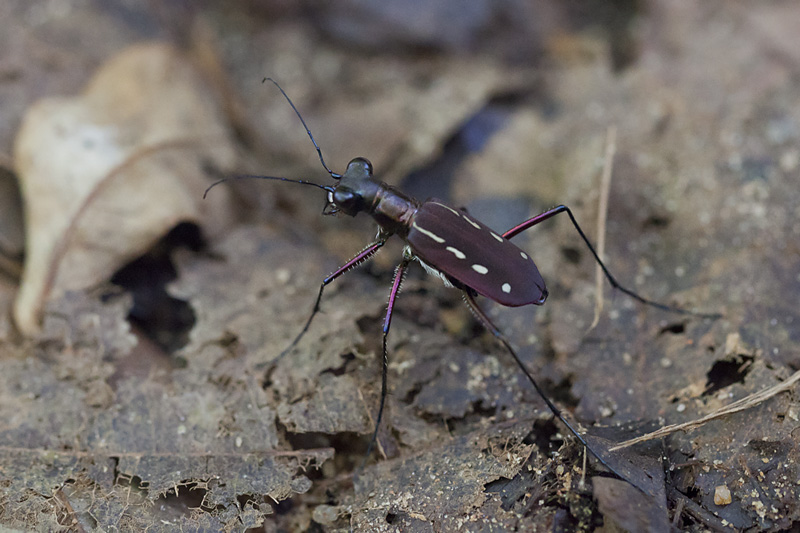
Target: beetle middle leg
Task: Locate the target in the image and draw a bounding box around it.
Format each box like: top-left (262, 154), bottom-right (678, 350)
top-left (361, 256), bottom-right (411, 465)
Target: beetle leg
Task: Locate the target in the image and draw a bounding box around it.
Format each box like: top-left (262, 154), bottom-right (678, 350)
top-left (278, 239), bottom-right (387, 359)
top-left (462, 290), bottom-right (640, 489)
top-left (503, 205), bottom-right (719, 318)
top-left (363, 256), bottom-right (410, 466)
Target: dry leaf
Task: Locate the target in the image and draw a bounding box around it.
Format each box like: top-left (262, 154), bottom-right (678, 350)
top-left (12, 42), bottom-right (236, 334)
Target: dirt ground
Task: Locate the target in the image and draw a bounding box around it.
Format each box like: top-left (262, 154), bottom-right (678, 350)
top-left (0, 1), bottom-right (798, 531)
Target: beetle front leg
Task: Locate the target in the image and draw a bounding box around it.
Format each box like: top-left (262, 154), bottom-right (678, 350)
top-left (278, 239), bottom-right (387, 359)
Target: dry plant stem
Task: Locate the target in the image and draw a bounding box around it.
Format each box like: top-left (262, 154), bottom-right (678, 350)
top-left (580, 446), bottom-right (587, 488)
top-left (671, 497), bottom-right (686, 529)
top-left (589, 126), bottom-right (616, 331)
top-left (668, 487), bottom-right (730, 531)
top-left (610, 368), bottom-right (800, 450)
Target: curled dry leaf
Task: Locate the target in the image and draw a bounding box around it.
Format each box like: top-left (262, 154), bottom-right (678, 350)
top-left (12, 42), bottom-right (236, 335)
top-left (0, 167), bottom-right (24, 263)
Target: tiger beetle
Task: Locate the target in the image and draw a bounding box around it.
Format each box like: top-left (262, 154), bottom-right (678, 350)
top-left (205, 78), bottom-right (720, 487)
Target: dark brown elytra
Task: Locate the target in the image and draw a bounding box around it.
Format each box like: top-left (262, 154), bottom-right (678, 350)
top-left (205, 78), bottom-right (721, 490)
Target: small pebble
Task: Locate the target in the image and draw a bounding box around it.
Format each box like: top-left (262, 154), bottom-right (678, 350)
top-left (714, 484), bottom-right (732, 505)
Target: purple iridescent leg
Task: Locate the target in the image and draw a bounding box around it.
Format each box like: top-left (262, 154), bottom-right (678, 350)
top-left (363, 257), bottom-right (410, 464)
top-left (504, 205), bottom-right (718, 318)
top-left (279, 239), bottom-right (386, 359)
top-left (462, 290), bottom-right (637, 487)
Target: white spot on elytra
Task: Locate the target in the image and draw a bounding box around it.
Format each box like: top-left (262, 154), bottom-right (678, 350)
top-left (464, 216), bottom-right (481, 230)
top-left (412, 222), bottom-right (445, 243)
top-left (502, 283), bottom-right (511, 293)
top-left (520, 251), bottom-right (528, 260)
top-left (446, 246), bottom-right (466, 259)
top-left (433, 202), bottom-right (460, 216)
top-left (490, 231), bottom-right (503, 242)
top-left (472, 264), bottom-right (489, 274)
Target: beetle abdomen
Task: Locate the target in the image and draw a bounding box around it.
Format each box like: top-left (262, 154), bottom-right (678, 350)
top-left (407, 200), bottom-right (547, 307)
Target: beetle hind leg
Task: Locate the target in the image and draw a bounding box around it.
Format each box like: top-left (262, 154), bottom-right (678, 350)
top-left (503, 205), bottom-right (720, 319)
top-left (461, 291), bottom-right (638, 488)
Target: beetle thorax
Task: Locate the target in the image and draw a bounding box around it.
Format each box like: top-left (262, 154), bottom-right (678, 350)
top-left (333, 158), bottom-right (419, 237)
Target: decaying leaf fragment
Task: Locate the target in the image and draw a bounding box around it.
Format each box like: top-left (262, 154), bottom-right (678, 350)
top-left (12, 42), bottom-right (236, 334)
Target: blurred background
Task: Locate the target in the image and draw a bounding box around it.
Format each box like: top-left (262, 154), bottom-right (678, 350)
top-left (0, 0), bottom-right (799, 531)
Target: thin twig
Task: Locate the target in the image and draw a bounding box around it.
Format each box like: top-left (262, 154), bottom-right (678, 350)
top-left (610, 369), bottom-right (800, 450)
top-left (589, 126), bottom-right (616, 331)
top-left (668, 487), bottom-right (730, 532)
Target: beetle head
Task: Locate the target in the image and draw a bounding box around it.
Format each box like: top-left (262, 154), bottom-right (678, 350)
top-left (327, 157), bottom-right (379, 217)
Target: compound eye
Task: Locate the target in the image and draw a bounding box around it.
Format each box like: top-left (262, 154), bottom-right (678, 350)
top-left (347, 157), bottom-right (373, 176)
top-left (333, 187), bottom-right (363, 215)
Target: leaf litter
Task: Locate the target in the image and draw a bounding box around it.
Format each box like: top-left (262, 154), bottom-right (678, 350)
top-left (12, 43), bottom-right (237, 335)
top-left (0, 1), bottom-right (799, 531)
